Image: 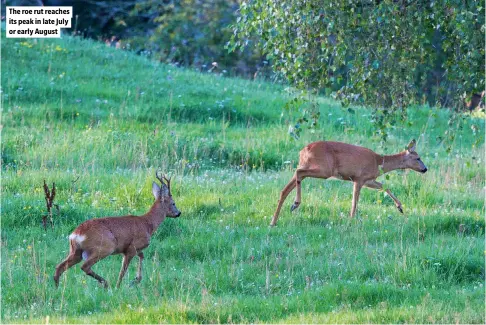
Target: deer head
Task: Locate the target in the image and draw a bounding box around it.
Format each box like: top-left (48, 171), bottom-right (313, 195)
top-left (154, 171), bottom-right (181, 217)
top-left (402, 139), bottom-right (428, 173)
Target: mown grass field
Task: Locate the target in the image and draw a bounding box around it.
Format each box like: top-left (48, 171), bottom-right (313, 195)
top-left (1, 34), bottom-right (485, 324)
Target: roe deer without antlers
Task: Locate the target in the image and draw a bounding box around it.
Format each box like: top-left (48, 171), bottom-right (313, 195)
top-left (271, 140), bottom-right (427, 226)
top-left (54, 173), bottom-right (181, 288)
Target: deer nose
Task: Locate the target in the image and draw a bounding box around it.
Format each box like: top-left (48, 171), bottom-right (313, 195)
top-left (176, 212), bottom-right (181, 217)
top-left (421, 168), bottom-right (428, 173)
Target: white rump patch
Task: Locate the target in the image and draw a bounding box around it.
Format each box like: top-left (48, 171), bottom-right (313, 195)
top-left (69, 233), bottom-right (86, 244)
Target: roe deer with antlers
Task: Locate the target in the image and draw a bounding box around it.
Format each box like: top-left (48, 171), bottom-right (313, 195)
top-left (54, 173), bottom-right (181, 288)
top-left (271, 140), bottom-right (427, 226)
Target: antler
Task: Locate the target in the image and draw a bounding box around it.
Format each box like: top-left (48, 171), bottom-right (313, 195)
top-left (155, 171), bottom-right (171, 194)
top-left (163, 175), bottom-right (171, 195)
top-left (155, 170), bottom-right (164, 184)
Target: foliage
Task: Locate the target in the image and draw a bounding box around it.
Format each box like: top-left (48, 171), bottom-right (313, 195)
top-left (4, 0), bottom-right (268, 76)
top-left (230, 0), bottom-right (485, 132)
top-left (123, 0), bottom-right (256, 73)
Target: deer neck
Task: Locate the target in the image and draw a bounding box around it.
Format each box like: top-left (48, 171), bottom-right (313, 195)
top-left (381, 152), bottom-right (407, 174)
top-left (143, 201), bottom-right (166, 234)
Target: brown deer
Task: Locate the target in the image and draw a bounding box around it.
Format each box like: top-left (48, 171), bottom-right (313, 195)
top-left (466, 90), bottom-right (485, 111)
top-left (271, 140), bottom-right (427, 226)
top-left (54, 172), bottom-right (181, 288)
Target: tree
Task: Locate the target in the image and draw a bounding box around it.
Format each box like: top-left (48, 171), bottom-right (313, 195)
top-left (66, 0), bottom-right (267, 77)
top-left (3, 0), bottom-right (267, 77)
top-left (230, 0), bottom-right (485, 136)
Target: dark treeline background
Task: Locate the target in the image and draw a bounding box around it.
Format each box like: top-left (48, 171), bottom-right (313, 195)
top-left (4, 0), bottom-right (269, 78)
top-left (4, 0), bottom-right (484, 112)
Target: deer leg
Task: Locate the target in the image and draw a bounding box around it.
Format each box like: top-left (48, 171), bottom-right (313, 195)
top-left (350, 181), bottom-right (363, 217)
top-left (270, 175), bottom-right (297, 226)
top-left (81, 251), bottom-right (112, 288)
top-left (291, 173), bottom-right (303, 212)
top-left (130, 252), bottom-right (144, 286)
top-left (53, 251), bottom-right (82, 288)
top-left (364, 180), bottom-right (403, 213)
top-left (116, 247), bottom-right (137, 288)
top-left (291, 168), bottom-right (322, 212)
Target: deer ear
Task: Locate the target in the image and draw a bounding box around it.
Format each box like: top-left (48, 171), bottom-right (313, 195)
top-left (152, 182), bottom-right (161, 199)
top-left (407, 139), bottom-right (416, 152)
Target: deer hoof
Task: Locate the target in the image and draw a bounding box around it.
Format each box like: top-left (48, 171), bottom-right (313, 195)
top-left (129, 278), bottom-right (141, 287)
top-left (269, 217), bottom-right (277, 227)
top-left (397, 206), bottom-right (403, 213)
top-left (290, 202), bottom-right (300, 212)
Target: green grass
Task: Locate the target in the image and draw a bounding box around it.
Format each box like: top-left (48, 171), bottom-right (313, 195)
top-left (1, 34), bottom-right (485, 324)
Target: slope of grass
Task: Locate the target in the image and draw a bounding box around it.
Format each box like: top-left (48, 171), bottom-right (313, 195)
top-left (1, 34), bottom-right (485, 324)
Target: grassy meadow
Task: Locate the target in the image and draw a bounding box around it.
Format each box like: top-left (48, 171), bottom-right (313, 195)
top-left (1, 35), bottom-right (485, 323)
